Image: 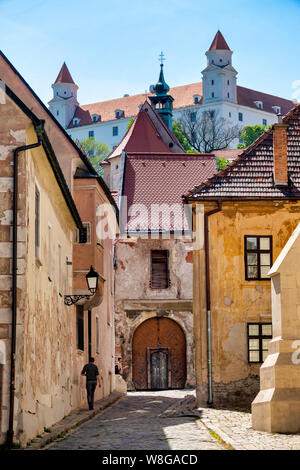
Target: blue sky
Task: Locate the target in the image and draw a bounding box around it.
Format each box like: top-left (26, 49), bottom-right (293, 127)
top-left (0, 0), bottom-right (300, 106)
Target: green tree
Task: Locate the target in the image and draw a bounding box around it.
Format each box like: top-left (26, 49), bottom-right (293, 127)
top-left (237, 124), bottom-right (269, 149)
top-left (172, 120), bottom-right (196, 152)
top-left (217, 157), bottom-right (229, 171)
top-left (127, 117), bottom-right (135, 131)
top-left (78, 137), bottom-right (110, 175)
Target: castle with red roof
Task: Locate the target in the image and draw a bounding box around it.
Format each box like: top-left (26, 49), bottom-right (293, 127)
top-left (48, 31), bottom-right (294, 152)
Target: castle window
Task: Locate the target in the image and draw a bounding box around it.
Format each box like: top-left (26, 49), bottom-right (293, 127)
top-left (150, 250), bottom-right (170, 289)
top-left (115, 109), bottom-right (124, 119)
top-left (272, 106), bottom-right (281, 114)
top-left (238, 112), bottom-right (243, 122)
top-left (89, 131), bottom-right (94, 138)
top-left (211, 80), bottom-right (214, 85)
top-left (113, 126), bottom-right (118, 136)
top-left (227, 92), bottom-right (230, 98)
top-left (229, 112), bottom-right (231, 118)
top-left (262, 119), bottom-right (267, 126)
top-left (227, 80), bottom-right (230, 85)
top-left (247, 323), bottom-right (272, 363)
top-left (245, 235), bottom-right (272, 281)
top-left (212, 92), bottom-right (214, 98)
top-left (220, 59), bottom-right (222, 62)
top-left (56, 110), bottom-right (59, 116)
top-left (190, 112), bottom-right (196, 123)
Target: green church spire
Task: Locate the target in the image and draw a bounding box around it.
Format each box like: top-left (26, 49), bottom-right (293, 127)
top-left (149, 52), bottom-right (174, 131)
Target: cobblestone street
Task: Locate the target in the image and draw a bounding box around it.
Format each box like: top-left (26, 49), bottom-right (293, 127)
top-left (44, 390), bottom-right (300, 451)
top-left (45, 390), bottom-right (223, 451)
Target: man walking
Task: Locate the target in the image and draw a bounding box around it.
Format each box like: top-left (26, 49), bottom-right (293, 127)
top-left (81, 357), bottom-right (101, 410)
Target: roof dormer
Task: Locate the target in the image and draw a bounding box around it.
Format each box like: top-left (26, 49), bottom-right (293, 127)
top-left (272, 106), bottom-right (281, 115)
top-left (193, 94), bottom-right (200, 104)
top-left (73, 117), bottom-right (80, 126)
top-left (254, 100), bottom-right (263, 110)
top-left (115, 109), bottom-right (124, 119)
top-left (92, 113), bottom-right (100, 122)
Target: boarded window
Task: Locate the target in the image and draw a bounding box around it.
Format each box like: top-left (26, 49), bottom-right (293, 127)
top-left (74, 222), bottom-right (91, 244)
top-left (76, 306), bottom-right (84, 351)
top-left (150, 250), bottom-right (169, 289)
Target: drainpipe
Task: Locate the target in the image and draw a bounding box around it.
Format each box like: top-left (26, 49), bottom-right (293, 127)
top-left (7, 126), bottom-right (43, 447)
top-left (204, 201), bottom-right (221, 406)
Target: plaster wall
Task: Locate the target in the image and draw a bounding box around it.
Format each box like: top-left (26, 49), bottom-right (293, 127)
top-left (193, 200), bottom-right (300, 409)
top-left (114, 236), bottom-right (195, 388)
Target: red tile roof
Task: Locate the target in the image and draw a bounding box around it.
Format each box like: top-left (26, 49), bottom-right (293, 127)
top-left (55, 62), bottom-right (75, 84)
top-left (108, 101), bottom-right (184, 159)
top-left (185, 104), bottom-right (300, 200)
top-left (213, 149), bottom-right (243, 161)
top-left (122, 153), bottom-right (217, 231)
top-left (68, 82), bottom-right (293, 128)
top-left (209, 31), bottom-right (230, 51)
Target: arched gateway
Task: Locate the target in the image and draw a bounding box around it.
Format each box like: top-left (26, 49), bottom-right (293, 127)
top-left (132, 317), bottom-right (186, 390)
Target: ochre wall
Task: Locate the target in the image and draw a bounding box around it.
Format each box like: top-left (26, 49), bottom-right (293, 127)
top-left (193, 200), bottom-right (300, 408)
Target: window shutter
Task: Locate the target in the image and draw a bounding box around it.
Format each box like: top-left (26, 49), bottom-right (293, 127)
top-left (150, 250), bottom-right (169, 289)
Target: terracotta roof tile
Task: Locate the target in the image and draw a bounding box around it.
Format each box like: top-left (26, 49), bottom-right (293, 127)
top-left (185, 104), bottom-right (300, 200)
top-left (68, 82), bottom-right (293, 128)
top-left (55, 62), bottom-right (75, 84)
top-left (209, 31), bottom-right (230, 51)
top-left (122, 153), bottom-right (217, 231)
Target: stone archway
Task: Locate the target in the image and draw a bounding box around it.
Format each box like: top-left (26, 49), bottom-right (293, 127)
top-left (132, 316), bottom-right (186, 390)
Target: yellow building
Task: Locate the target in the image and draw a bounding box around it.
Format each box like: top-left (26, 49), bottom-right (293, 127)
top-left (184, 105), bottom-right (300, 409)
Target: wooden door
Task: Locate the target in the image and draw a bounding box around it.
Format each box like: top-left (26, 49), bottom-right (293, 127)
top-left (132, 317), bottom-right (186, 390)
top-left (149, 349), bottom-right (169, 389)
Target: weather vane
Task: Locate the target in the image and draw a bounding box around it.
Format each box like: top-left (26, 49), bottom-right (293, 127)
top-left (159, 51), bottom-right (165, 65)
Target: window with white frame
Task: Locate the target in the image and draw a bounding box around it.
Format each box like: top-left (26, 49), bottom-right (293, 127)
top-left (247, 323), bottom-right (272, 363)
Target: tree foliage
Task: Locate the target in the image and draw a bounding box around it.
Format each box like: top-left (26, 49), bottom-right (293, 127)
top-left (175, 109), bottom-right (242, 153)
top-left (172, 120), bottom-right (196, 152)
top-left (237, 124), bottom-right (269, 149)
top-left (78, 137), bottom-right (110, 175)
top-left (127, 117), bottom-right (135, 131)
top-left (217, 157), bottom-right (230, 171)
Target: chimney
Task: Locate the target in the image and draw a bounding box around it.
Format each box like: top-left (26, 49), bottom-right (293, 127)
top-left (273, 117), bottom-right (289, 188)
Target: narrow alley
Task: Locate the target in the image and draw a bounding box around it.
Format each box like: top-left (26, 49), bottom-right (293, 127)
top-left (45, 390), bottom-right (223, 451)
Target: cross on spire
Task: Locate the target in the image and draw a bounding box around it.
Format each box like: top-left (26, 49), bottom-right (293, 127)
top-left (159, 51), bottom-right (165, 65)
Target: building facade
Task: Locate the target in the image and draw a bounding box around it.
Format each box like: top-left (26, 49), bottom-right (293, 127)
top-left (102, 72), bottom-right (217, 391)
top-left (48, 31), bottom-right (294, 151)
top-left (0, 51), bottom-right (118, 447)
top-left (185, 104), bottom-right (300, 409)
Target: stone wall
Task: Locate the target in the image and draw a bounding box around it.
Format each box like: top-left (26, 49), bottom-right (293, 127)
top-left (114, 236), bottom-right (195, 389)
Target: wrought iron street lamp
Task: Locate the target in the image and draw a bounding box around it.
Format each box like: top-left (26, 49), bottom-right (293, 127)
top-left (64, 265), bottom-right (99, 306)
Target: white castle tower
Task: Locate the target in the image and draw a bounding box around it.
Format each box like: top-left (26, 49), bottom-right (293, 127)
top-left (202, 30), bottom-right (238, 105)
top-left (48, 62), bottom-right (79, 128)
